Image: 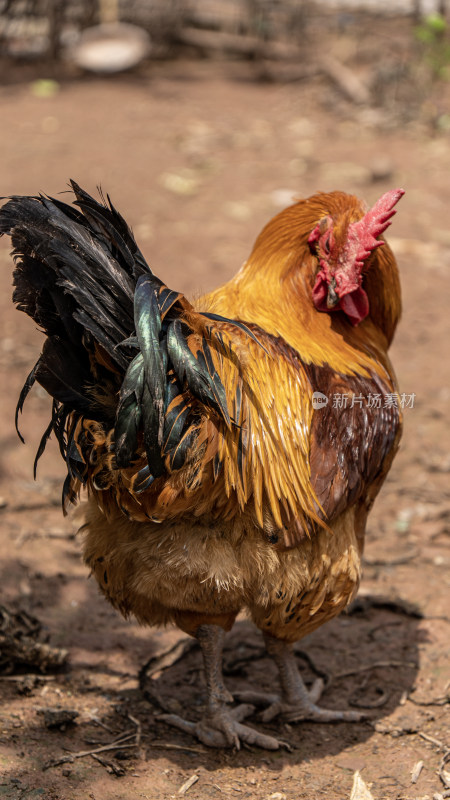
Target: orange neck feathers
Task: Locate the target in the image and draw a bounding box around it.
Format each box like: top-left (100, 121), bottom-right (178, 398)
top-left (200, 192), bottom-right (402, 376)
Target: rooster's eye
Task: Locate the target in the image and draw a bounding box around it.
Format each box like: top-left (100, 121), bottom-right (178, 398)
top-left (323, 236), bottom-right (331, 255)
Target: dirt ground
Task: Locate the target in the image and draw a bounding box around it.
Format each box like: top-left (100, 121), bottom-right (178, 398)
top-left (0, 20), bottom-right (449, 800)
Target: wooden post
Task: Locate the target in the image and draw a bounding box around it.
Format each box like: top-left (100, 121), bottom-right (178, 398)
top-left (47, 0), bottom-right (63, 61)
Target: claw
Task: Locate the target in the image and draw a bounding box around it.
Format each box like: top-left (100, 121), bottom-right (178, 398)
top-left (157, 705), bottom-right (284, 750)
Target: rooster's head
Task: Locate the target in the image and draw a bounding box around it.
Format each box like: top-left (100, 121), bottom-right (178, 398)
top-left (308, 188), bottom-right (404, 326)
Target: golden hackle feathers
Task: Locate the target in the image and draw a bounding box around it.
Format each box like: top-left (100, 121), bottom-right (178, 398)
top-left (200, 191), bottom-right (402, 376)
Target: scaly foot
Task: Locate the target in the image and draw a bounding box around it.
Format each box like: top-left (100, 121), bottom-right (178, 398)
top-left (234, 687), bottom-right (364, 723)
top-left (157, 703), bottom-right (285, 749)
top-left (156, 624), bottom-right (289, 749)
top-left (236, 635), bottom-right (365, 725)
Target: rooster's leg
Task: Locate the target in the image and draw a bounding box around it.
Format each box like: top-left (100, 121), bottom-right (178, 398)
top-left (236, 634), bottom-right (364, 724)
top-left (158, 624), bottom-right (283, 749)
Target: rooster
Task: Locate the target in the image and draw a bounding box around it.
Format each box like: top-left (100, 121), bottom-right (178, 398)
top-left (0, 183), bottom-right (403, 749)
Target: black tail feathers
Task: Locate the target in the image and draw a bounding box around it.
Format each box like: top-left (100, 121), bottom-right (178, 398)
top-left (0, 183), bottom-right (162, 470)
top-left (1, 182), bottom-right (265, 503)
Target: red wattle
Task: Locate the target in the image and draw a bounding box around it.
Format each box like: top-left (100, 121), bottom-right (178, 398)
top-left (338, 287), bottom-right (369, 326)
top-left (313, 276), bottom-right (369, 326)
top-left (312, 274), bottom-right (328, 311)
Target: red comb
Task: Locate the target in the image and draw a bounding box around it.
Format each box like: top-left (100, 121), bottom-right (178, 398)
top-left (345, 188), bottom-right (405, 269)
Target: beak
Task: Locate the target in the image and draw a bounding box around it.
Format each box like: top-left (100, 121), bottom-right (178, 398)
top-left (326, 277), bottom-right (339, 308)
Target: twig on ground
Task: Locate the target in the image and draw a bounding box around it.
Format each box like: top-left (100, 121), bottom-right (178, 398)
top-left (334, 660), bottom-right (417, 680)
top-left (139, 639), bottom-right (198, 712)
top-left (363, 548), bottom-right (419, 567)
top-left (223, 647), bottom-right (265, 676)
top-left (140, 638), bottom-right (198, 681)
top-left (349, 687), bottom-right (390, 709)
top-left (347, 593), bottom-right (423, 618)
top-left (89, 716), bottom-right (118, 735)
top-left (418, 731), bottom-right (450, 752)
top-left (294, 648), bottom-right (331, 685)
top-left (439, 751), bottom-right (450, 789)
top-left (368, 620), bottom-right (404, 640)
top-left (373, 722), bottom-right (449, 758)
top-left (127, 713), bottom-right (142, 747)
top-left (411, 760), bottom-right (424, 784)
top-left (140, 678), bottom-right (173, 713)
top-left (407, 684), bottom-right (450, 707)
top-left (91, 753), bottom-right (126, 776)
top-left (178, 774), bottom-right (199, 795)
top-left (43, 731), bottom-right (139, 770)
top-left (44, 743), bottom-right (137, 770)
top-left (409, 695), bottom-right (450, 707)
top-left (149, 741), bottom-right (206, 754)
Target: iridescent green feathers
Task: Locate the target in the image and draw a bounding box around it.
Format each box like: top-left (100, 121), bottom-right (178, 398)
top-left (0, 182), bottom-right (263, 499)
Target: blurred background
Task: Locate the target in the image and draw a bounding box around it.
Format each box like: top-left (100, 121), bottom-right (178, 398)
top-left (1, 0), bottom-right (450, 292)
top-left (0, 2), bottom-right (449, 798)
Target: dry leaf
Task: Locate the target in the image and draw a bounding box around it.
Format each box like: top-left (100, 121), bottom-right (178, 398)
top-left (350, 771), bottom-right (375, 800)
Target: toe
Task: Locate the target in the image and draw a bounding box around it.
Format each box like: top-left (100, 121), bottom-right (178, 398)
top-left (261, 701), bottom-right (284, 723)
top-left (230, 703), bottom-right (255, 722)
top-left (308, 678), bottom-right (325, 703)
top-left (285, 705), bottom-right (366, 723)
top-left (196, 720), bottom-right (232, 748)
top-left (156, 705), bottom-right (292, 750)
top-left (234, 721), bottom-right (282, 750)
top-left (233, 690), bottom-right (280, 706)
top-left (156, 713), bottom-right (197, 736)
